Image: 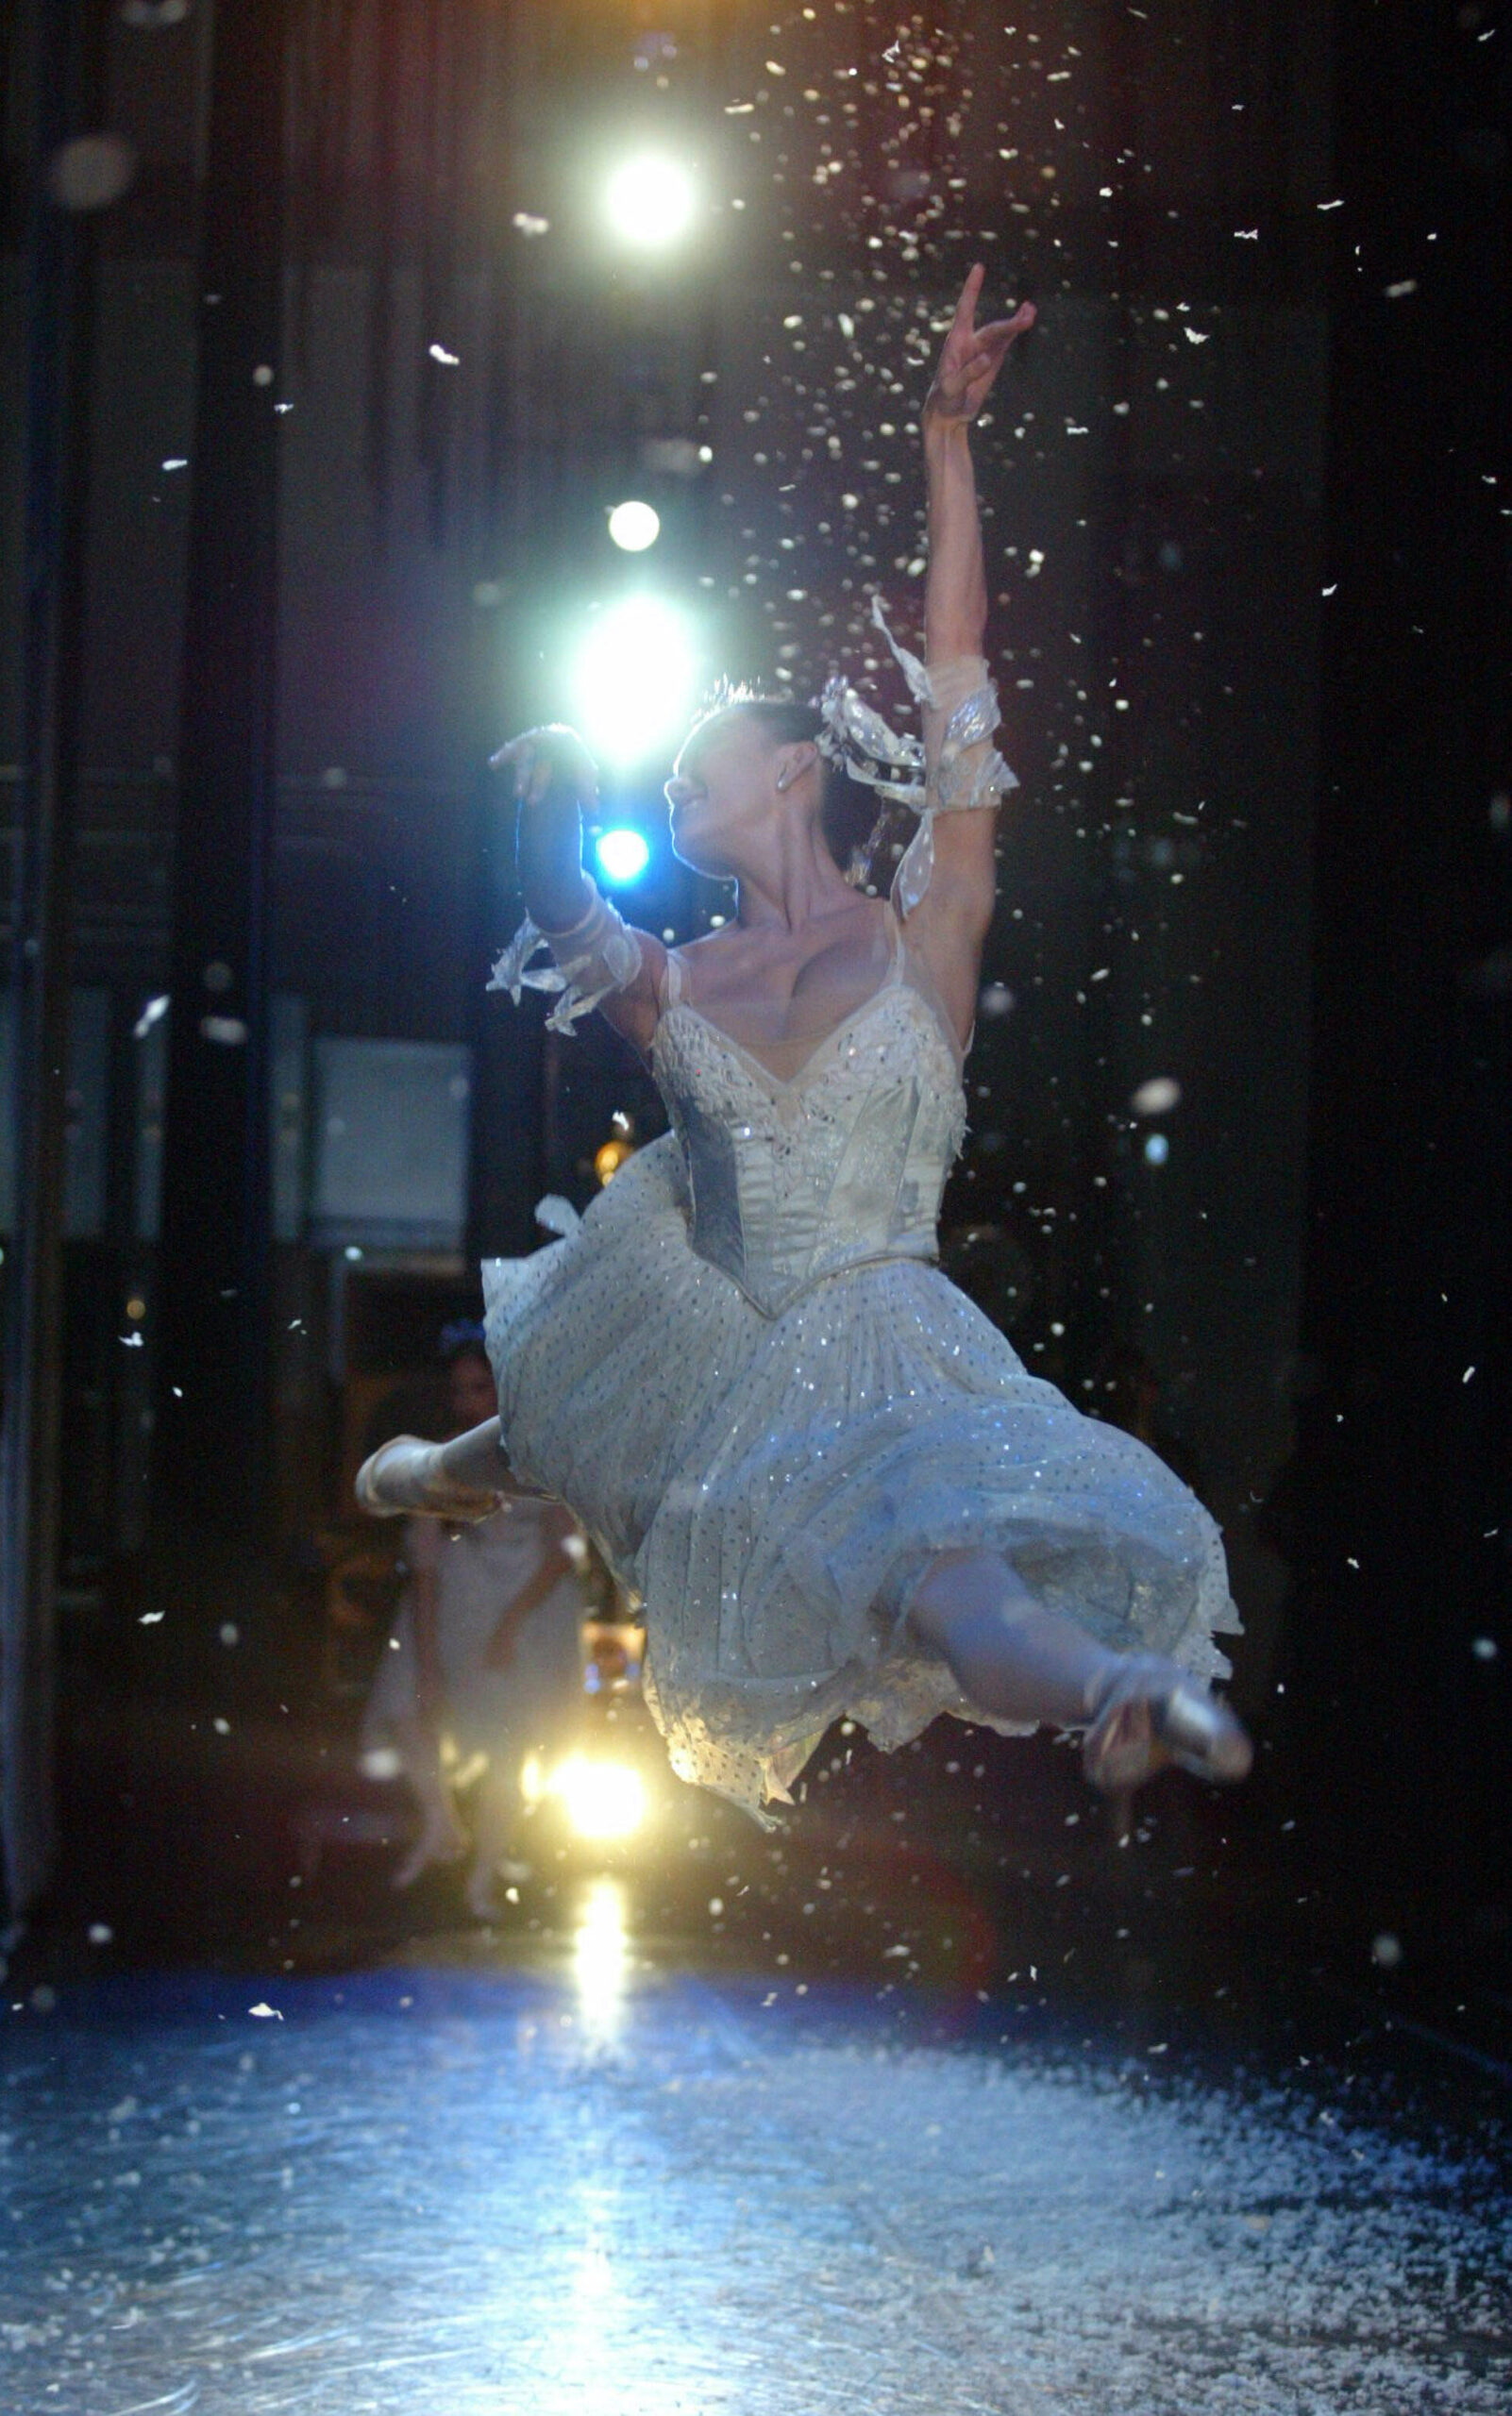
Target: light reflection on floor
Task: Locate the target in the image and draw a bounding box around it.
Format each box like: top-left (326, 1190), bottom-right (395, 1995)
top-left (1, 1893), bottom-right (1507, 2415)
top-left (571, 1875), bottom-right (631, 2051)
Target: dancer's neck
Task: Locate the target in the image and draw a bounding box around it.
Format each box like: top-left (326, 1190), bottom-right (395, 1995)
top-left (730, 817), bottom-right (856, 937)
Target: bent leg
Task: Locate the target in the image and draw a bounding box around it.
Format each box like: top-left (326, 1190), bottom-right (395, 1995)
top-left (436, 1418), bottom-right (510, 1494)
top-left (907, 1548), bottom-right (1119, 1728)
top-left (356, 1418), bottom-right (508, 1518)
top-left (907, 1547), bottom-right (1252, 1789)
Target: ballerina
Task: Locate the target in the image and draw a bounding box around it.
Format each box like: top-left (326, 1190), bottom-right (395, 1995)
top-left (358, 265), bottom-right (1251, 1826)
top-left (360, 1326), bottom-right (588, 1906)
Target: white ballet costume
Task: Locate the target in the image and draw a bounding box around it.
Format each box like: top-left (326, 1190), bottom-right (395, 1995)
top-left (481, 619), bottom-right (1239, 1825)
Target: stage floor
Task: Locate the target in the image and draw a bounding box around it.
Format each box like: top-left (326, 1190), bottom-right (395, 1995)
top-left (3, 1886), bottom-right (1508, 2415)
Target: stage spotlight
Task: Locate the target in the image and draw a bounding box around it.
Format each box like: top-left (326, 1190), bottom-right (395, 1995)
top-left (607, 499), bottom-right (661, 552)
top-left (570, 592), bottom-right (696, 765)
top-left (551, 1753), bottom-right (648, 1842)
top-left (604, 154), bottom-right (695, 248)
top-left (595, 827), bottom-right (650, 884)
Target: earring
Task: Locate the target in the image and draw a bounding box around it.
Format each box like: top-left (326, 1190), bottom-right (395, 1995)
top-left (776, 772), bottom-right (791, 793)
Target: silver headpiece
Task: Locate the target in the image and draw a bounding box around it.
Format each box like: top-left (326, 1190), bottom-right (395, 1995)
top-left (816, 597), bottom-right (1016, 914)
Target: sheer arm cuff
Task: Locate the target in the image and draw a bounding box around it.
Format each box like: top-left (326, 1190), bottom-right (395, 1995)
top-left (814, 596), bottom-right (1018, 914)
top-left (918, 652), bottom-right (1018, 815)
top-left (868, 600), bottom-right (1016, 914)
top-left (487, 885), bottom-right (645, 1036)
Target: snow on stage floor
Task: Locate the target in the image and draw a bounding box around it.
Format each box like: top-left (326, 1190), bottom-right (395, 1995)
top-left (3, 1912), bottom-right (1508, 2414)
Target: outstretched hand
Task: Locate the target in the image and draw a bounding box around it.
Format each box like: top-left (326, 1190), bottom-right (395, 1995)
top-left (490, 723), bottom-right (599, 806)
top-left (924, 264), bottom-right (1035, 428)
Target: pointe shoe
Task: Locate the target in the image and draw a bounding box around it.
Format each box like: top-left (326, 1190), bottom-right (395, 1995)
top-left (1082, 1654), bottom-right (1253, 1795)
top-left (355, 1435), bottom-right (502, 1523)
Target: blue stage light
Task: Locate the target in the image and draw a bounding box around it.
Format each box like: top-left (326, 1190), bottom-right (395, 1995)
top-left (596, 828), bottom-right (651, 884)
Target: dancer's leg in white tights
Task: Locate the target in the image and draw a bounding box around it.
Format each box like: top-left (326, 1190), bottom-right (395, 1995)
top-left (435, 1418), bottom-right (510, 1493)
top-left (907, 1548), bottom-right (1120, 1727)
top-left (358, 1418), bottom-right (511, 1517)
top-left (907, 1547), bottom-right (1252, 1791)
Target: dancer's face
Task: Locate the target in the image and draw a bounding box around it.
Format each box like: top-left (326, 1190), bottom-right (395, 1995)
top-left (664, 709), bottom-right (803, 879)
top-left (446, 1350), bottom-right (496, 1434)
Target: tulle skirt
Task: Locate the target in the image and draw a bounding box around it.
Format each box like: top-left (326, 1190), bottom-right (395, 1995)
top-left (484, 1135), bottom-right (1239, 1823)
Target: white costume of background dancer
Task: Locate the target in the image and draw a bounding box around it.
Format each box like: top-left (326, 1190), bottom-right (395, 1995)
top-left (359, 267), bottom-right (1250, 1827)
top-left (364, 1495), bottom-right (584, 1895)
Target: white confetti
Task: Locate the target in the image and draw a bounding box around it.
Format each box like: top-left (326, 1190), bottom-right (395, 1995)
top-left (248, 2002), bottom-right (283, 2020)
top-left (139, 1611), bottom-right (164, 1625)
top-left (1182, 327), bottom-right (1210, 344)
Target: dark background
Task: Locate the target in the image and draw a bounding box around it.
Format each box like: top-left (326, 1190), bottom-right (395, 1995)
top-left (0, 0), bottom-right (1506, 2034)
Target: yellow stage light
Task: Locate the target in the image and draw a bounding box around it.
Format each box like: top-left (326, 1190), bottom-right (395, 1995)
top-left (594, 1138), bottom-right (634, 1185)
top-left (549, 1753), bottom-right (648, 1841)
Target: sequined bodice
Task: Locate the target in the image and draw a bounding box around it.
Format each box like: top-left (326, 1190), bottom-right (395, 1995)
top-left (651, 977), bottom-right (967, 1318)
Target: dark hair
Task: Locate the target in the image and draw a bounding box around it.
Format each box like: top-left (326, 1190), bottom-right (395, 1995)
top-left (720, 695), bottom-right (892, 884)
top-left (438, 1319), bottom-right (489, 1371)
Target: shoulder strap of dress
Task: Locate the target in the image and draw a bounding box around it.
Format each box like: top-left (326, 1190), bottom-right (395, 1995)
top-left (882, 897), bottom-right (966, 1065)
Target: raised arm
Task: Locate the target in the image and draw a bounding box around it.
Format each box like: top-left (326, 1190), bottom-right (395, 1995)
top-left (490, 726), bottom-right (665, 1059)
top-left (905, 268), bottom-right (1034, 1039)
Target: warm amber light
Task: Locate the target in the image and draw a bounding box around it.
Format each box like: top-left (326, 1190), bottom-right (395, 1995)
top-left (594, 1138), bottom-right (634, 1185)
top-left (550, 1753), bottom-right (647, 1840)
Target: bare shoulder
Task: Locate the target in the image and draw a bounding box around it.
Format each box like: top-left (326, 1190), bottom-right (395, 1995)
top-left (657, 921), bottom-right (760, 1005)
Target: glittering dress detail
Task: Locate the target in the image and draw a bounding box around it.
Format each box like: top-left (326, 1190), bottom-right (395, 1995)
top-left (483, 910), bottom-right (1239, 1825)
